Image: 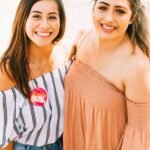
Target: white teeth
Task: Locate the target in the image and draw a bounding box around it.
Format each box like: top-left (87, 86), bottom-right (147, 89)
top-left (36, 32), bottom-right (50, 37)
top-left (103, 25), bottom-right (115, 30)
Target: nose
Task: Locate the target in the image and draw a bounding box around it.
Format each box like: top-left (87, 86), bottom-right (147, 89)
top-left (40, 18), bottom-right (50, 29)
top-left (105, 10), bottom-right (114, 22)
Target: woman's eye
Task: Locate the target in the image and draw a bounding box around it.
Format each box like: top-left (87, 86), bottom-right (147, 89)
top-left (116, 9), bottom-right (126, 14)
top-left (48, 16), bottom-right (57, 20)
top-left (32, 15), bottom-right (41, 19)
top-left (98, 6), bottom-right (107, 11)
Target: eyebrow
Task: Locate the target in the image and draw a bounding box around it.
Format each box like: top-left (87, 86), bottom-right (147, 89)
top-left (98, 2), bottom-right (109, 6)
top-left (31, 11), bottom-right (59, 15)
top-left (114, 6), bottom-right (128, 10)
top-left (98, 1), bottom-right (128, 10)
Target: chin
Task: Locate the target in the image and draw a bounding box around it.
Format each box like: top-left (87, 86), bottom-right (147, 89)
top-left (36, 43), bottom-right (51, 47)
top-left (99, 34), bottom-right (113, 40)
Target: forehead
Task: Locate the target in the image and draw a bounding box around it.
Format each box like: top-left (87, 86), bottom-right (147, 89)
top-left (95, 0), bottom-right (131, 8)
top-left (31, 0), bottom-right (59, 13)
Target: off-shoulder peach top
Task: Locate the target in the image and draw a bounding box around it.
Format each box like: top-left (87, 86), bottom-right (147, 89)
top-left (63, 59), bottom-right (150, 150)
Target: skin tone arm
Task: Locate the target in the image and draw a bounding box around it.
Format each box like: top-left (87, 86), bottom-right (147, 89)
top-left (124, 54), bottom-right (150, 104)
top-left (0, 67), bottom-right (15, 91)
top-left (0, 68), bottom-right (14, 150)
top-left (1, 143), bottom-right (13, 150)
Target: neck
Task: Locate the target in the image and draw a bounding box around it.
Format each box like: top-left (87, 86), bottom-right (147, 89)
top-left (28, 43), bottom-right (54, 63)
top-left (97, 32), bottom-right (128, 53)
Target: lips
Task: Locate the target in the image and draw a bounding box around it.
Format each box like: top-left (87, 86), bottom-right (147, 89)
top-left (35, 32), bottom-right (52, 37)
top-left (100, 24), bottom-right (116, 32)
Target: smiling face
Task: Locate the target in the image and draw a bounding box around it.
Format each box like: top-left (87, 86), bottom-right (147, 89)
top-left (93, 0), bottom-right (133, 40)
top-left (25, 0), bottom-right (60, 47)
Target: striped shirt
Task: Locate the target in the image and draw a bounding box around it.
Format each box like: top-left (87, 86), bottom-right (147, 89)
top-left (0, 59), bottom-right (72, 148)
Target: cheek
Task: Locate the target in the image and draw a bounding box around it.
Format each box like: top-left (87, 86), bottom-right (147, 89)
top-left (54, 20), bottom-right (60, 33)
top-left (92, 14), bottom-right (101, 29)
top-left (92, 12), bottom-right (98, 23)
top-left (92, 10), bottom-right (103, 23)
top-left (56, 19), bottom-right (60, 28)
top-left (25, 22), bottom-right (30, 38)
top-left (25, 19), bottom-right (33, 34)
top-left (25, 20), bottom-right (36, 37)
top-left (120, 18), bottom-right (131, 28)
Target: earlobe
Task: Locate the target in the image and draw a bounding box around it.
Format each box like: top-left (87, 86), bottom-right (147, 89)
top-left (129, 18), bottom-right (133, 25)
top-left (128, 20), bottom-right (133, 25)
top-left (129, 21), bottom-right (132, 25)
top-left (130, 14), bottom-right (136, 24)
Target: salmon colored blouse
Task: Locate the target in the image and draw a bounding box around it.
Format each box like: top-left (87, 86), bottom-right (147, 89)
top-left (63, 59), bottom-right (150, 150)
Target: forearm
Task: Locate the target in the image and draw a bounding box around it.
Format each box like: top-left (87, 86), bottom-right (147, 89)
top-left (0, 142), bottom-right (13, 150)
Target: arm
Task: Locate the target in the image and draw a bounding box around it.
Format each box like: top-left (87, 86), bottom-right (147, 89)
top-left (0, 69), bottom-right (16, 149)
top-left (121, 57), bottom-right (150, 150)
top-left (125, 57), bottom-right (150, 104)
top-left (0, 65), bottom-right (15, 91)
top-left (1, 143), bottom-right (13, 150)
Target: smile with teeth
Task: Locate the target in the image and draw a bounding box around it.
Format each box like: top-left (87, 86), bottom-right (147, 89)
top-left (36, 32), bottom-right (52, 37)
top-left (101, 24), bottom-right (116, 31)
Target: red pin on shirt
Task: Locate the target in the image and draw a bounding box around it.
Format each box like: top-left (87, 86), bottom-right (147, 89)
top-left (30, 87), bottom-right (48, 106)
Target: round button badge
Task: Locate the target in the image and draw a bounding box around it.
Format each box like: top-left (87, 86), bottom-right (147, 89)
top-left (30, 87), bottom-right (48, 106)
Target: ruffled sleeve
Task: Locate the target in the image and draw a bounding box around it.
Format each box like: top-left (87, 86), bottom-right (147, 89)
top-left (0, 88), bottom-right (25, 149)
top-left (119, 101), bottom-right (150, 150)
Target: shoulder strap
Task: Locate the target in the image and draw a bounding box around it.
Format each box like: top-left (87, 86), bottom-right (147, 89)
top-left (77, 29), bottom-right (92, 50)
top-left (68, 29), bottom-right (92, 60)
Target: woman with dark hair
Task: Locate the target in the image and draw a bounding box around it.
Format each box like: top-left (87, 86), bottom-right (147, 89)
top-left (63, 0), bottom-right (150, 149)
top-left (0, 0), bottom-right (72, 149)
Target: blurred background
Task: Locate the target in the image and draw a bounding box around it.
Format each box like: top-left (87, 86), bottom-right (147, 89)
top-left (0, 0), bottom-right (149, 55)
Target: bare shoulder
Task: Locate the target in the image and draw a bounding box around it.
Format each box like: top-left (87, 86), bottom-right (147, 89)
top-left (129, 48), bottom-right (150, 75)
top-left (67, 28), bottom-right (91, 60)
top-left (75, 28), bottom-right (91, 48)
top-left (0, 66), bottom-right (15, 91)
top-left (53, 43), bottom-right (69, 65)
top-left (124, 48), bottom-right (150, 103)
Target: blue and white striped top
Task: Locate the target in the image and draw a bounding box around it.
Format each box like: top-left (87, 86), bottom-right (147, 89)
top-left (0, 59), bottom-right (72, 148)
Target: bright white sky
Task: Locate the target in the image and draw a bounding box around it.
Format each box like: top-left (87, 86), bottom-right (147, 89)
top-left (0, 0), bottom-right (20, 54)
top-left (0, 0), bottom-right (149, 55)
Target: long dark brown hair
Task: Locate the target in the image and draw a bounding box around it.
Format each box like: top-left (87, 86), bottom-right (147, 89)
top-left (93, 0), bottom-right (150, 57)
top-left (0, 0), bottom-right (66, 98)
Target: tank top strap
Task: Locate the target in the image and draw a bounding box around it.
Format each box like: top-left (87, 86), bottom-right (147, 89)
top-left (77, 29), bottom-right (92, 50)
